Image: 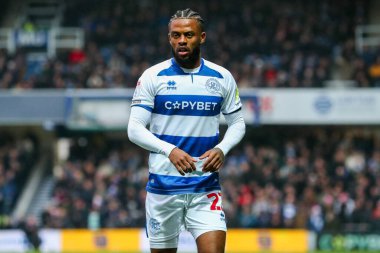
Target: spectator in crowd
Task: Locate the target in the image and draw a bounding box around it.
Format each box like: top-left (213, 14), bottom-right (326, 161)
top-left (0, 133), bottom-right (37, 228)
top-left (20, 215), bottom-right (41, 252)
top-left (369, 55), bottom-right (380, 86)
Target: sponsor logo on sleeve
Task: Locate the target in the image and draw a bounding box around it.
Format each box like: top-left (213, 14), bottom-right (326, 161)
top-left (131, 99), bottom-right (141, 105)
top-left (235, 88), bottom-right (241, 105)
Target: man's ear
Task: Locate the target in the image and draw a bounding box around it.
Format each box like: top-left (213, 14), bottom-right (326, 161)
top-left (200, 32), bottom-right (206, 44)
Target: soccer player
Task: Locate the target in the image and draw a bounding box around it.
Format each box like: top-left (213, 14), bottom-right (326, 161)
top-left (128, 8), bottom-right (246, 253)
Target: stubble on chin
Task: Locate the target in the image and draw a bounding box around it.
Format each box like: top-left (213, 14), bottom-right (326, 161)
top-left (171, 47), bottom-right (201, 68)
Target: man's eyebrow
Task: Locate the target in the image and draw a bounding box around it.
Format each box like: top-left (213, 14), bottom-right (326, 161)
top-left (170, 30), bottom-right (195, 33)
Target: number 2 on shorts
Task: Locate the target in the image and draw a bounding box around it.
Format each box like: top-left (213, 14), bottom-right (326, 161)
top-left (207, 192), bottom-right (222, 210)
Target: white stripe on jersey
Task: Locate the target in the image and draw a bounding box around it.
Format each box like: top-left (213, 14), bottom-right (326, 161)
top-left (150, 114), bottom-right (220, 137)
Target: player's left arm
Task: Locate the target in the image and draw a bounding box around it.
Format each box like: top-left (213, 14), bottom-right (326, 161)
top-left (201, 110), bottom-right (245, 172)
top-left (201, 72), bottom-right (246, 172)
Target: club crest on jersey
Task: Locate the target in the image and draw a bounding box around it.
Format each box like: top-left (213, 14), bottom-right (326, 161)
top-left (205, 78), bottom-right (221, 94)
top-left (149, 218), bottom-right (161, 235)
top-left (167, 80), bottom-right (177, 90)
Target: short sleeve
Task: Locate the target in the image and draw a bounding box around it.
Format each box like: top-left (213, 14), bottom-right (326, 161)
top-left (221, 72), bottom-right (242, 115)
top-left (131, 70), bottom-right (155, 111)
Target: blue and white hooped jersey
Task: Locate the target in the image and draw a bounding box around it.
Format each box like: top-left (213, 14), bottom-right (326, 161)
top-left (131, 58), bottom-right (242, 195)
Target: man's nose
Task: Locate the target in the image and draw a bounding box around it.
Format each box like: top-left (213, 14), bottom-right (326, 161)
top-left (178, 35), bottom-right (187, 44)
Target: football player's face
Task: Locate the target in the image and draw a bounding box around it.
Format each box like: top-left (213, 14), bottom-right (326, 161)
top-left (168, 18), bottom-right (206, 68)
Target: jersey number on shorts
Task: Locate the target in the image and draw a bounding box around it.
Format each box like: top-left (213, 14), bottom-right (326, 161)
top-left (207, 192), bottom-right (222, 211)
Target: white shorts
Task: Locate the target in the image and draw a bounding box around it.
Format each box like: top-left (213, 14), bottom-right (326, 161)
top-left (146, 191), bottom-right (227, 249)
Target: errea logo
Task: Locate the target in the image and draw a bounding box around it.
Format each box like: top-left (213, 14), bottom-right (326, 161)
top-left (167, 80), bottom-right (177, 90)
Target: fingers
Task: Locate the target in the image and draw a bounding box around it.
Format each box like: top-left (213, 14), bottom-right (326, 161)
top-left (177, 166), bottom-right (186, 176)
top-left (181, 159), bottom-right (196, 173)
top-left (202, 155), bottom-right (219, 172)
top-left (189, 160), bottom-right (197, 172)
top-left (199, 150), bottom-right (210, 160)
top-left (202, 148), bottom-right (225, 172)
top-left (169, 148), bottom-right (196, 176)
top-left (178, 161), bottom-right (194, 175)
top-left (169, 147), bottom-right (225, 175)
top-left (175, 163), bottom-right (193, 176)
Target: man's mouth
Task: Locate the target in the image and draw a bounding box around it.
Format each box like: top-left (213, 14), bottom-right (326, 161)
top-left (177, 48), bottom-right (189, 56)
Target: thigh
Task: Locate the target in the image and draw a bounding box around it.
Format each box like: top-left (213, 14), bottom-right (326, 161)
top-left (146, 192), bottom-right (186, 249)
top-left (196, 230), bottom-right (226, 253)
top-left (185, 191), bottom-right (227, 236)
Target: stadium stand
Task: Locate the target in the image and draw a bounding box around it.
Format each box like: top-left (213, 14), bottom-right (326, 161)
top-left (0, 0), bottom-right (379, 89)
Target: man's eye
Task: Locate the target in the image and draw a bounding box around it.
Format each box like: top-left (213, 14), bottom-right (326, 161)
top-left (186, 33), bottom-right (194, 38)
top-left (172, 33), bottom-right (180, 38)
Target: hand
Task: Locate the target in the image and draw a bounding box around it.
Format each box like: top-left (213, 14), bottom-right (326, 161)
top-left (168, 147), bottom-right (197, 176)
top-left (199, 148), bottom-right (225, 173)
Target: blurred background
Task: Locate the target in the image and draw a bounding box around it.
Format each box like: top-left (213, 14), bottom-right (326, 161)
top-left (0, 0), bottom-right (380, 252)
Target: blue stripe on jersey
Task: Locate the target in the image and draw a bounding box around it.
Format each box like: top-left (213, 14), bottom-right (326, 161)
top-left (153, 134), bottom-right (219, 157)
top-left (157, 66), bottom-right (180, 76)
top-left (157, 64), bottom-right (181, 76)
top-left (146, 172), bottom-right (221, 195)
top-left (157, 59), bottom-right (223, 78)
top-left (222, 107), bottom-right (242, 115)
top-left (131, 104), bottom-right (153, 112)
top-left (153, 95), bottom-right (222, 116)
top-left (198, 62), bottom-right (223, 78)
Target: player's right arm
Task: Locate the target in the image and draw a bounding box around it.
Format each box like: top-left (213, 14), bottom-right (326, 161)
top-left (128, 106), bottom-right (175, 157)
top-left (128, 106), bottom-right (196, 176)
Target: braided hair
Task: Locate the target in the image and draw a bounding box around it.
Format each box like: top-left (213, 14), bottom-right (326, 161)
top-left (169, 8), bottom-right (205, 31)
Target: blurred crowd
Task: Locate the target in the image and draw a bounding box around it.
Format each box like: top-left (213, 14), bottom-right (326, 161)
top-left (0, 132), bottom-right (38, 227)
top-left (42, 136), bottom-right (147, 228)
top-left (221, 127), bottom-right (380, 232)
top-left (38, 127), bottom-right (380, 232)
top-left (1, 0), bottom-right (380, 89)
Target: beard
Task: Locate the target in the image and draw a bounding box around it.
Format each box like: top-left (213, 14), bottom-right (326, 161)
top-left (172, 45), bottom-right (201, 69)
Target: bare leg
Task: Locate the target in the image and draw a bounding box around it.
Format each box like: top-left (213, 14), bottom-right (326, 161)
top-left (196, 230), bottom-right (226, 253)
top-left (151, 248), bottom-right (177, 253)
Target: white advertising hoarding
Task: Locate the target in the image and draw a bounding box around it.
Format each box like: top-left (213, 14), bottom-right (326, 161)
top-left (39, 229), bottom-right (61, 252)
top-left (63, 88), bottom-right (380, 128)
top-left (0, 229), bottom-right (60, 252)
top-left (241, 89), bottom-right (380, 124)
top-left (66, 98), bottom-right (131, 130)
top-left (0, 230), bottom-right (28, 252)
